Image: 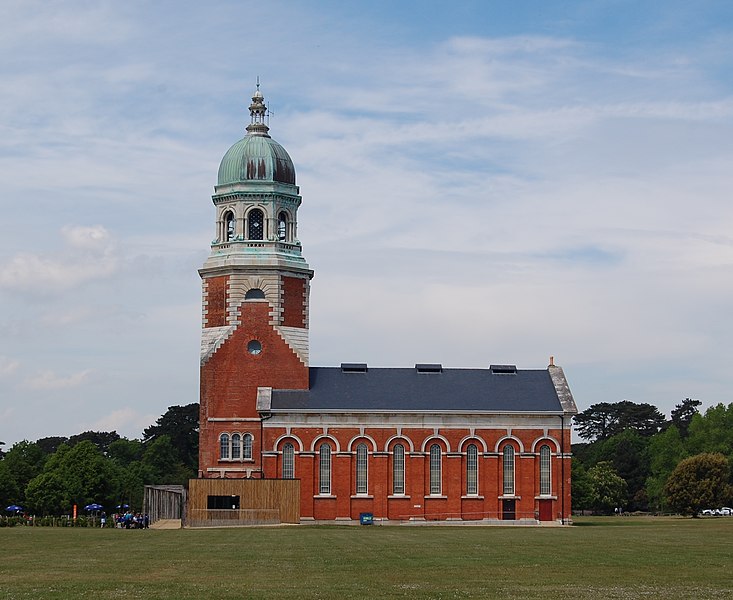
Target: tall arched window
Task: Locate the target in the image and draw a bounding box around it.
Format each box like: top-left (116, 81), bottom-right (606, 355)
top-left (503, 446), bottom-right (515, 495)
top-left (224, 211), bottom-right (235, 241)
top-left (277, 211), bottom-right (287, 241)
top-left (219, 433), bottom-right (230, 460)
top-left (319, 444), bottom-right (331, 495)
top-left (429, 444), bottom-right (442, 495)
top-left (248, 209), bottom-right (264, 240)
top-left (356, 443), bottom-right (368, 494)
top-left (392, 444), bottom-right (405, 495)
top-left (243, 433), bottom-right (253, 460)
top-left (466, 444), bottom-right (478, 496)
top-left (540, 445), bottom-right (551, 496)
top-left (231, 433), bottom-right (241, 460)
top-left (282, 443), bottom-right (295, 479)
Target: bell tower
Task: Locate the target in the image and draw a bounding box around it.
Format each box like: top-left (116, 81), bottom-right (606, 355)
top-left (198, 85), bottom-right (312, 478)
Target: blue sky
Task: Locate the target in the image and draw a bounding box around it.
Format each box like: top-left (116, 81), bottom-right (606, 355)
top-left (1, 0), bottom-right (733, 445)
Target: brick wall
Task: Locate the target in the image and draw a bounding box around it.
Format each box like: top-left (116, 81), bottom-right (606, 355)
top-left (262, 425), bottom-right (572, 522)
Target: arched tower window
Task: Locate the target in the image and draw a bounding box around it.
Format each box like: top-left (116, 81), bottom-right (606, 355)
top-left (429, 444), bottom-right (442, 495)
top-left (224, 211), bottom-right (235, 242)
top-left (219, 433), bottom-right (230, 460)
top-left (319, 444), bottom-right (331, 495)
top-left (540, 445), bottom-right (551, 496)
top-left (277, 212), bottom-right (288, 242)
top-left (356, 443), bottom-right (368, 495)
top-left (392, 444), bottom-right (405, 495)
top-left (248, 209), bottom-right (264, 240)
top-left (245, 288), bottom-right (265, 300)
top-left (282, 443), bottom-right (295, 479)
top-left (466, 444), bottom-right (478, 496)
top-left (243, 433), bottom-right (253, 460)
top-left (503, 446), bottom-right (515, 496)
top-left (231, 433), bottom-right (241, 460)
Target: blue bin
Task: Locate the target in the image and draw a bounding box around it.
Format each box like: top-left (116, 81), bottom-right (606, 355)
top-left (359, 512), bottom-right (374, 525)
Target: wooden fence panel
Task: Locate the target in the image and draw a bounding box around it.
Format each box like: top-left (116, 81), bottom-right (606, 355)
top-left (186, 479), bottom-right (300, 527)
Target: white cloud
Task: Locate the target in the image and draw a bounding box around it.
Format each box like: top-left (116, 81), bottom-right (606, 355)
top-left (0, 356), bottom-right (20, 378)
top-left (0, 225), bottom-right (118, 293)
top-left (24, 369), bottom-right (92, 391)
top-left (84, 407), bottom-right (157, 438)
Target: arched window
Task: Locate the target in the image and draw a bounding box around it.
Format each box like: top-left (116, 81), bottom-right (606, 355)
top-left (356, 443), bottom-right (368, 494)
top-left (243, 433), bottom-right (253, 460)
top-left (503, 446), bottom-right (515, 496)
top-left (248, 209), bottom-right (264, 240)
top-left (392, 444), bottom-right (405, 495)
top-left (224, 211), bottom-right (235, 241)
top-left (466, 444), bottom-right (478, 496)
top-left (319, 444), bottom-right (331, 495)
top-left (282, 443), bottom-right (295, 479)
top-left (540, 445), bottom-right (551, 496)
top-left (231, 433), bottom-right (241, 460)
top-left (429, 444), bottom-right (442, 495)
top-left (277, 212), bottom-right (287, 241)
top-left (219, 433), bottom-right (230, 460)
top-left (245, 288), bottom-right (265, 300)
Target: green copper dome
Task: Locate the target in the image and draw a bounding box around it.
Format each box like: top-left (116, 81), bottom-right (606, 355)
top-left (218, 135), bottom-right (296, 185)
top-left (217, 86), bottom-right (296, 186)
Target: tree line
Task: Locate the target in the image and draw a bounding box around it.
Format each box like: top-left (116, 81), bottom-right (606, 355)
top-left (573, 398), bottom-right (733, 515)
top-left (0, 404), bottom-right (198, 515)
top-left (3, 398), bottom-right (732, 517)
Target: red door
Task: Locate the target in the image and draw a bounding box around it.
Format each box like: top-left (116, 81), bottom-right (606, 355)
top-left (538, 499), bottom-right (553, 521)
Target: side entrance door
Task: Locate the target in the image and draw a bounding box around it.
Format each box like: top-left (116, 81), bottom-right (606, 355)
top-left (502, 499), bottom-right (516, 520)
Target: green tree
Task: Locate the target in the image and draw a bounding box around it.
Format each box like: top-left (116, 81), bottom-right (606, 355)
top-left (2, 441), bottom-right (45, 504)
top-left (665, 452), bottom-right (733, 516)
top-left (571, 458), bottom-right (593, 513)
top-left (35, 436), bottom-right (70, 456)
top-left (670, 398), bottom-right (702, 439)
top-left (25, 441), bottom-right (122, 515)
top-left (68, 431), bottom-right (121, 454)
top-left (0, 460), bottom-right (20, 508)
top-left (587, 461), bottom-right (628, 514)
top-left (25, 471), bottom-right (67, 515)
top-left (645, 425), bottom-right (688, 511)
top-left (142, 435), bottom-right (193, 484)
top-left (686, 404), bottom-right (733, 458)
top-left (108, 438), bottom-right (144, 466)
top-left (594, 429), bottom-right (650, 510)
top-left (574, 401), bottom-right (665, 442)
top-left (143, 404), bottom-right (199, 473)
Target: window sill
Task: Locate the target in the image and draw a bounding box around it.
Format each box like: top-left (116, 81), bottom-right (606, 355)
top-left (535, 495), bottom-right (557, 500)
top-left (387, 495), bottom-right (411, 500)
top-left (350, 495), bottom-right (374, 499)
top-left (424, 495), bottom-right (448, 500)
top-left (461, 495), bottom-right (484, 500)
top-left (218, 459), bottom-right (255, 463)
top-left (498, 495), bottom-right (521, 500)
top-left (313, 495), bottom-right (337, 499)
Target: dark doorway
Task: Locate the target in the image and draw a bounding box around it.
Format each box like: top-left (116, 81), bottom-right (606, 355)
top-left (502, 499), bottom-right (516, 520)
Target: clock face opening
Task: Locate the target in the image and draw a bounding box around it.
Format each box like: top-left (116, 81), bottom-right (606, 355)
top-left (247, 340), bottom-right (262, 355)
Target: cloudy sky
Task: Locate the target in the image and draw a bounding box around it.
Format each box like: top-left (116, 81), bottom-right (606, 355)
top-left (1, 0), bottom-right (732, 445)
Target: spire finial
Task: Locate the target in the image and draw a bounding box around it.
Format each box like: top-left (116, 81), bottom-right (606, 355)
top-left (246, 79), bottom-right (270, 137)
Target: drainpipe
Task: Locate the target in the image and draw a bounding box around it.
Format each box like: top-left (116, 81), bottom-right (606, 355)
top-left (560, 415), bottom-right (565, 525)
top-left (259, 412), bottom-right (273, 479)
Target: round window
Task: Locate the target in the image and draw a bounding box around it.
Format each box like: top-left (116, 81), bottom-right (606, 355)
top-left (247, 340), bottom-right (262, 355)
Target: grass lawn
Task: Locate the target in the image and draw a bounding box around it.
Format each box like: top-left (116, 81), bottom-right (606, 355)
top-left (1, 516), bottom-right (732, 599)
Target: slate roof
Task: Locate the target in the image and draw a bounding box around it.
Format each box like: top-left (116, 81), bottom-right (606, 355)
top-left (269, 366), bottom-right (564, 413)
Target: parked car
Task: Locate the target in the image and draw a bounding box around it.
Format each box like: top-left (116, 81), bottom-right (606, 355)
top-left (720, 507), bottom-right (733, 516)
top-left (701, 509), bottom-right (718, 516)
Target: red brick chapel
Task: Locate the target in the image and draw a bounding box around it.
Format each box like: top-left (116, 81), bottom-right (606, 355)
top-left (197, 85), bottom-right (578, 523)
